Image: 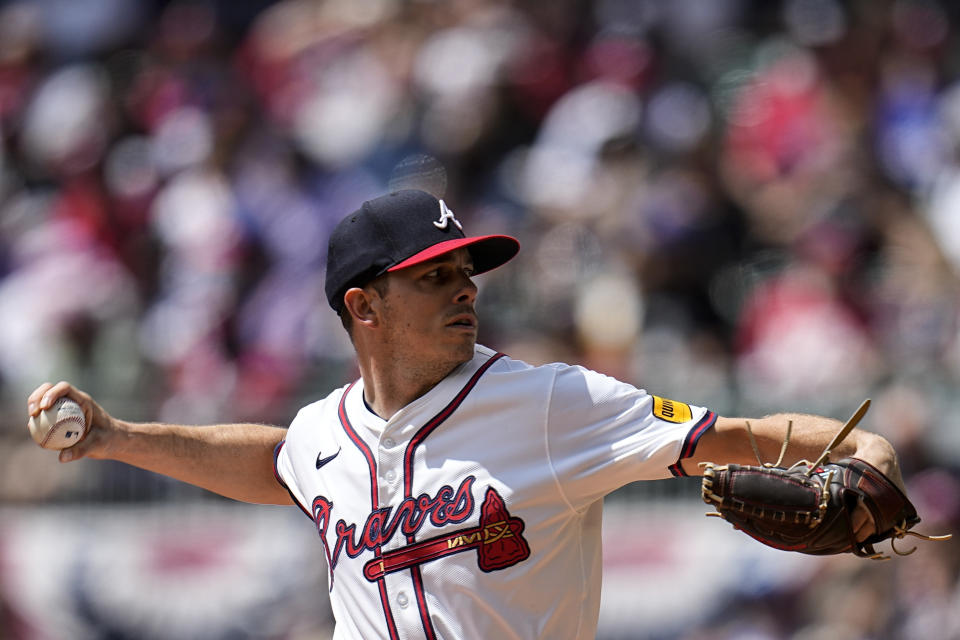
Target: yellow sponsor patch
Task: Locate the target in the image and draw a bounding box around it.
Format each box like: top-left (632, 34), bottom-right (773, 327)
top-left (652, 396), bottom-right (692, 423)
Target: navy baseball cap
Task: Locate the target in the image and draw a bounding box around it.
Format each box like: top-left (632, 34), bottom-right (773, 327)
top-left (325, 190), bottom-right (520, 313)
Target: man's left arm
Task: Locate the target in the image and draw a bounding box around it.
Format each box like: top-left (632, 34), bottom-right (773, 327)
top-left (681, 412), bottom-right (903, 491)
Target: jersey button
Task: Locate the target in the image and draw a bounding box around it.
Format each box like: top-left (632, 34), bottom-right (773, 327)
top-left (385, 470), bottom-right (397, 483)
top-left (383, 437), bottom-right (395, 448)
top-left (397, 592), bottom-right (409, 608)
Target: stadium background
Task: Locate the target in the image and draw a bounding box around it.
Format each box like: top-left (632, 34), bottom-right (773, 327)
top-left (1, 0), bottom-right (959, 637)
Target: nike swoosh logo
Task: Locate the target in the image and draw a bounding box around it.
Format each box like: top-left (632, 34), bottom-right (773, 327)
top-left (316, 448), bottom-right (341, 469)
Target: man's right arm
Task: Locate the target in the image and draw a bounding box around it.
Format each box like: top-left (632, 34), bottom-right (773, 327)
top-left (27, 381), bottom-right (293, 506)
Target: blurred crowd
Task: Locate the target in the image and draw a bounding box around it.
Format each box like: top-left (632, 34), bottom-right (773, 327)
top-left (1, 0), bottom-right (960, 637)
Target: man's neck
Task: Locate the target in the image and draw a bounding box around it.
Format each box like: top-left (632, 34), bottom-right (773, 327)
top-left (357, 351), bottom-right (468, 420)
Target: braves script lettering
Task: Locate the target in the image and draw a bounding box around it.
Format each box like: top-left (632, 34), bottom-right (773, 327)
top-left (311, 476), bottom-right (477, 577)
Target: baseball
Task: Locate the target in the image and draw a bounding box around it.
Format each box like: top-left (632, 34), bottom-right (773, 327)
top-left (28, 397), bottom-right (88, 450)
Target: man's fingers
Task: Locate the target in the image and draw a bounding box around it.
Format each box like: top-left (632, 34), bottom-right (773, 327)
top-left (852, 502), bottom-right (876, 542)
top-left (27, 382), bottom-right (55, 416)
top-left (40, 381), bottom-right (86, 409)
top-left (28, 380), bottom-right (78, 413)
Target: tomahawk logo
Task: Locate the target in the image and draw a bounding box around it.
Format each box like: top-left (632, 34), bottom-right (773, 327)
top-left (433, 199), bottom-right (463, 231)
top-left (363, 487), bottom-right (530, 580)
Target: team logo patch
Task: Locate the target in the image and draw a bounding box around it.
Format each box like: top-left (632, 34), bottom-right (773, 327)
top-left (652, 395), bottom-right (692, 423)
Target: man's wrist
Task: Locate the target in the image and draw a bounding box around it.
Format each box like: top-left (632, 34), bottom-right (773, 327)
top-left (853, 432), bottom-right (904, 492)
top-left (93, 417), bottom-right (134, 460)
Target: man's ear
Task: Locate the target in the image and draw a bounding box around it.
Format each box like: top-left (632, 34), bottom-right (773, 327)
top-left (343, 287), bottom-right (379, 329)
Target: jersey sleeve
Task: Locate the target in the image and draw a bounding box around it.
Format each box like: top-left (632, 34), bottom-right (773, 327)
top-left (544, 363), bottom-right (716, 509)
top-left (273, 414), bottom-right (312, 517)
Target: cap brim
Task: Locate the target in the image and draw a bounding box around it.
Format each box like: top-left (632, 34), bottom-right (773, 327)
top-left (387, 235), bottom-right (519, 275)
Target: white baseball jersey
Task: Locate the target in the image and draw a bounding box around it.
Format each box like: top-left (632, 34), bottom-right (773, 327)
top-left (273, 345), bottom-right (716, 640)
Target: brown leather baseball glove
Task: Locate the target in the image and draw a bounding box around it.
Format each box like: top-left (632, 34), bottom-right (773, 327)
top-left (701, 457), bottom-right (938, 558)
top-left (701, 400), bottom-right (950, 559)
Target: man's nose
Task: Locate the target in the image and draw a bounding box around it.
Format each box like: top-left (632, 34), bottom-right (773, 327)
top-left (454, 274), bottom-right (478, 304)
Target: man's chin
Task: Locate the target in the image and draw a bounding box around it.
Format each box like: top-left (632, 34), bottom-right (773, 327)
top-left (451, 337), bottom-right (477, 362)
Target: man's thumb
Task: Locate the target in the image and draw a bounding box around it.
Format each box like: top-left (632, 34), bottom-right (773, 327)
top-left (59, 443), bottom-right (85, 463)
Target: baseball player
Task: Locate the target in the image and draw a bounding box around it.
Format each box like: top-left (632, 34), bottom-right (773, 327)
top-left (28, 190), bottom-right (901, 639)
